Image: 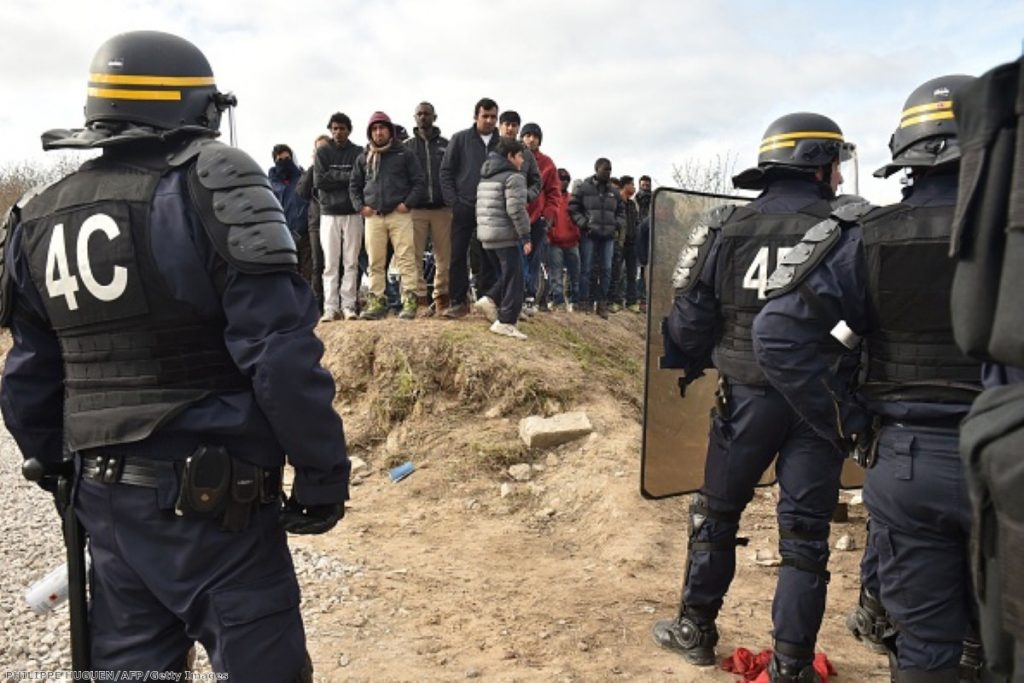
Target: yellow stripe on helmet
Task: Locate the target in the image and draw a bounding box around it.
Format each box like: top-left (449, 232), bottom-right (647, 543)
top-left (900, 110), bottom-right (955, 128)
top-left (900, 100), bottom-right (952, 120)
top-left (760, 130), bottom-right (845, 146)
top-left (89, 73), bottom-right (215, 87)
top-left (87, 87), bottom-right (182, 101)
top-left (759, 140), bottom-right (797, 153)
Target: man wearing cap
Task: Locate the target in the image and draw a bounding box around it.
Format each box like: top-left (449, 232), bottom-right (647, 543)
top-left (520, 122), bottom-right (560, 313)
top-left (350, 112), bottom-right (426, 320)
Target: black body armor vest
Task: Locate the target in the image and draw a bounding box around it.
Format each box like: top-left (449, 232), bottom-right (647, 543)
top-left (715, 200), bottom-right (837, 384)
top-left (17, 153), bottom-right (250, 451)
top-left (860, 203), bottom-right (981, 403)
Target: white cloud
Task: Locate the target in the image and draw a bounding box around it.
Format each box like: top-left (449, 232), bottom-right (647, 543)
top-left (2, 0), bottom-right (1021, 207)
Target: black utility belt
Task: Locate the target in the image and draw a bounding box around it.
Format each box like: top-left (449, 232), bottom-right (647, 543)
top-left (879, 415), bottom-right (964, 431)
top-left (81, 446), bottom-right (283, 532)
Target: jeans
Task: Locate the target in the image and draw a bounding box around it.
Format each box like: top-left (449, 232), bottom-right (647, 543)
top-left (579, 234), bottom-right (614, 305)
top-left (548, 244), bottom-right (580, 305)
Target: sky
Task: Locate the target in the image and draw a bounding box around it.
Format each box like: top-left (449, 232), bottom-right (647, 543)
top-left (1, 1), bottom-right (1021, 205)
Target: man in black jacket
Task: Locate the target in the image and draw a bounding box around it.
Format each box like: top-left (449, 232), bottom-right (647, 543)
top-left (314, 112), bottom-right (363, 322)
top-left (405, 102), bottom-right (451, 315)
top-left (570, 158), bottom-right (625, 318)
top-left (439, 97), bottom-right (500, 318)
top-left (351, 111), bottom-right (426, 320)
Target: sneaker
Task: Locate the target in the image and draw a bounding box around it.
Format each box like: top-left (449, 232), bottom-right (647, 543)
top-left (651, 616), bottom-right (719, 666)
top-left (626, 303), bottom-right (641, 314)
top-left (608, 302), bottom-right (622, 314)
top-left (521, 303), bottom-right (537, 318)
top-left (342, 308), bottom-right (358, 321)
top-left (319, 309), bottom-right (339, 323)
top-left (359, 296), bottom-right (387, 320)
top-left (473, 296), bottom-right (498, 322)
top-left (597, 302), bottom-right (610, 319)
top-left (489, 320), bottom-right (527, 340)
top-left (443, 302), bottom-right (469, 319)
top-left (566, 303), bottom-right (575, 313)
top-left (398, 294), bottom-right (418, 320)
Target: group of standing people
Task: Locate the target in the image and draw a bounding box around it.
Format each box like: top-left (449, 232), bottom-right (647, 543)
top-left (268, 98), bottom-right (653, 338)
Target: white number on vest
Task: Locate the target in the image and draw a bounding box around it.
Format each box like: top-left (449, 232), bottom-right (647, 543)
top-left (742, 246), bottom-right (792, 300)
top-left (45, 214), bottom-right (128, 310)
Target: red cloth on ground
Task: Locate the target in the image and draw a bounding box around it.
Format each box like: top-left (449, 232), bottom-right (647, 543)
top-left (720, 647), bottom-right (837, 682)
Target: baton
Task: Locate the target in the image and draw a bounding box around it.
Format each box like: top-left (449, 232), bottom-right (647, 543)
top-left (23, 457), bottom-right (91, 671)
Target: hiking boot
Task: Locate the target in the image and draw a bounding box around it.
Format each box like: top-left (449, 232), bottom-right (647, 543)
top-left (473, 296), bottom-right (498, 322)
top-left (443, 302), bottom-right (469, 319)
top-left (359, 296), bottom-right (387, 320)
top-left (608, 302), bottom-right (622, 314)
top-left (319, 309), bottom-right (340, 323)
top-left (651, 615), bottom-right (719, 666)
top-left (489, 320), bottom-right (527, 340)
top-left (399, 294), bottom-right (418, 320)
top-left (768, 656), bottom-right (821, 683)
top-left (597, 302), bottom-right (610, 319)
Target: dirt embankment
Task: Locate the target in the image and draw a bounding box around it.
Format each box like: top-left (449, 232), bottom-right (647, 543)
top-left (296, 311), bottom-right (888, 682)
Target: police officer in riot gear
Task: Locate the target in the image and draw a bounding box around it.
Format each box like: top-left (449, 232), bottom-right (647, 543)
top-left (0, 31), bottom-right (349, 680)
top-left (652, 112), bottom-right (856, 682)
top-left (753, 76), bottom-right (984, 682)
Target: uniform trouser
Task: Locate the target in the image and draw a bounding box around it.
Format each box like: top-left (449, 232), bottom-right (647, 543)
top-left (682, 383), bottom-right (844, 666)
top-left (579, 234), bottom-right (614, 305)
top-left (524, 219), bottom-right (549, 300)
top-left (863, 426), bottom-right (972, 674)
top-left (76, 476), bottom-right (306, 680)
top-left (548, 245), bottom-right (580, 305)
top-left (365, 211), bottom-right (418, 300)
top-left (412, 207), bottom-right (452, 300)
top-left (320, 213), bottom-right (363, 313)
top-left (485, 245), bottom-right (524, 324)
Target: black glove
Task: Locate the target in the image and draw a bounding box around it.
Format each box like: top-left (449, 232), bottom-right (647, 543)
top-left (279, 496), bottom-right (344, 535)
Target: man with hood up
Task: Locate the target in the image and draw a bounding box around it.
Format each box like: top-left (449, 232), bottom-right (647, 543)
top-left (350, 111), bottom-right (426, 320)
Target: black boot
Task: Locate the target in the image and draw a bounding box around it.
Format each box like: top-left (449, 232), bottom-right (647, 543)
top-left (768, 656), bottom-right (821, 683)
top-left (651, 613), bottom-right (719, 666)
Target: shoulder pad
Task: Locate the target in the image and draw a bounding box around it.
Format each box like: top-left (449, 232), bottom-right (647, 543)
top-left (0, 204), bottom-right (19, 327)
top-left (831, 199), bottom-right (874, 224)
top-left (765, 200), bottom-right (874, 299)
top-left (187, 144), bottom-right (297, 274)
top-left (671, 205), bottom-right (734, 293)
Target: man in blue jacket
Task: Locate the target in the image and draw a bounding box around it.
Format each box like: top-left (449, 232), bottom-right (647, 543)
top-left (439, 97), bottom-right (500, 318)
top-left (0, 31), bottom-right (349, 681)
top-left (753, 77), bottom-right (982, 682)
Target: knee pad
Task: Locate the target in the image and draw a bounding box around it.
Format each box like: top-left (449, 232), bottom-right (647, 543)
top-left (847, 587), bottom-right (898, 651)
top-left (778, 524), bottom-right (831, 583)
top-left (688, 494), bottom-right (747, 552)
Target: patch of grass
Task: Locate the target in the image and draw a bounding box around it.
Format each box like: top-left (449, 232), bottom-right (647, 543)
top-left (469, 439), bottom-right (529, 472)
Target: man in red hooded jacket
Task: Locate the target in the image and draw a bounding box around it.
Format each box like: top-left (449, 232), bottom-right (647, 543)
top-left (520, 123), bottom-right (561, 313)
top-left (547, 168), bottom-right (581, 311)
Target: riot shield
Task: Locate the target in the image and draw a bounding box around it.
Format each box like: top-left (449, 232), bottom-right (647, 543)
top-left (641, 188), bottom-right (750, 499)
top-left (641, 187), bottom-right (865, 499)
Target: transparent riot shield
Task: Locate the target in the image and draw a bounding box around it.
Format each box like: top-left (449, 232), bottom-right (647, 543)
top-left (641, 187), bottom-right (865, 499)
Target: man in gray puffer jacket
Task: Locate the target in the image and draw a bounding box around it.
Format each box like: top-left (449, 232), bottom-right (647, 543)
top-left (473, 138), bottom-right (532, 339)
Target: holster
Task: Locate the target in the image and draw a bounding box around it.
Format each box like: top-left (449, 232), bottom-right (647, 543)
top-left (175, 445), bottom-right (281, 532)
top-left (713, 376), bottom-right (732, 421)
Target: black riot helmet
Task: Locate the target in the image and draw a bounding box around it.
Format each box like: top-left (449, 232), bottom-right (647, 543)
top-left (84, 31), bottom-right (226, 134)
top-left (873, 74), bottom-right (975, 178)
top-left (733, 112), bottom-right (854, 190)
